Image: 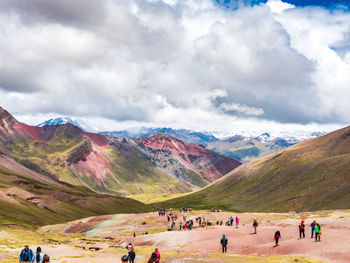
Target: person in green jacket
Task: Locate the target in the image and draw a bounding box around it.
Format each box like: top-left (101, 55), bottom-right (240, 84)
top-left (314, 223), bottom-right (321, 242)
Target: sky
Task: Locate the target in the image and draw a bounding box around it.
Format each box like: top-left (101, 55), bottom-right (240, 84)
top-left (0, 0), bottom-right (350, 137)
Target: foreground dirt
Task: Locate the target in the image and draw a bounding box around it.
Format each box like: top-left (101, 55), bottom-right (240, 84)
top-left (1, 210), bottom-right (350, 262)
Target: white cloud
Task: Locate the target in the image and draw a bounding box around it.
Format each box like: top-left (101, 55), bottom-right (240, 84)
top-left (0, 0), bottom-right (349, 135)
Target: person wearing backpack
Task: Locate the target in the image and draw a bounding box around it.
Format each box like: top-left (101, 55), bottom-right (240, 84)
top-left (315, 223), bottom-right (321, 242)
top-left (253, 219), bottom-right (259, 234)
top-left (274, 230), bottom-right (281, 246)
top-left (148, 252), bottom-right (159, 263)
top-left (32, 247), bottom-right (43, 263)
top-left (310, 220), bottom-right (316, 238)
top-left (220, 234), bottom-right (228, 253)
top-left (299, 220), bottom-right (305, 239)
top-left (19, 244), bottom-right (33, 263)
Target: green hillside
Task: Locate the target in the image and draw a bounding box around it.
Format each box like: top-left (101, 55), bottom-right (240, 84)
top-left (159, 126), bottom-right (350, 212)
top-left (0, 163), bottom-right (151, 228)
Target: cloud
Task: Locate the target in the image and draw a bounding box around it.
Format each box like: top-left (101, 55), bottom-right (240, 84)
top-left (0, 0), bottom-right (349, 134)
top-left (220, 102), bottom-right (265, 116)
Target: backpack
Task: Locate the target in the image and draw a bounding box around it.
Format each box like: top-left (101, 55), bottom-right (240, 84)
top-left (43, 254), bottom-right (50, 263)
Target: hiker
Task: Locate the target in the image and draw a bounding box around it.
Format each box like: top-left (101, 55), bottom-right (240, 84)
top-left (230, 217), bottom-right (234, 226)
top-left (179, 222), bottom-right (183, 231)
top-left (274, 230), bottom-right (281, 246)
top-left (127, 243), bottom-right (135, 263)
top-left (155, 248), bottom-right (160, 261)
top-left (42, 254), bottom-right (50, 263)
top-left (129, 247), bottom-right (136, 263)
top-left (148, 252), bottom-right (159, 263)
top-left (235, 217), bottom-right (240, 228)
top-left (299, 220), bottom-right (305, 239)
top-left (19, 244), bottom-right (33, 263)
top-left (133, 232), bottom-right (136, 238)
top-left (220, 234), bottom-right (228, 253)
top-left (32, 247), bottom-right (43, 263)
top-left (315, 223), bottom-right (321, 242)
top-left (121, 255), bottom-right (129, 263)
top-left (253, 219), bottom-right (259, 234)
top-left (310, 220), bottom-right (316, 238)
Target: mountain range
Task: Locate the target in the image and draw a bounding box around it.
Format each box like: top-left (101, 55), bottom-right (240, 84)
top-left (38, 118), bottom-right (326, 163)
top-left (160, 125), bottom-right (350, 212)
top-left (1, 107), bottom-right (240, 195)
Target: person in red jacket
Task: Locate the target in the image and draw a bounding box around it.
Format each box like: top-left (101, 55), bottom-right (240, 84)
top-left (155, 248), bottom-right (160, 261)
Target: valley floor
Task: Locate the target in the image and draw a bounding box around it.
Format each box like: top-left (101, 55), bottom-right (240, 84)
top-left (1, 210), bottom-right (350, 262)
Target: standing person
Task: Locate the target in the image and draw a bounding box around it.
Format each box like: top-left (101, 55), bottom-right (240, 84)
top-left (19, 244), bottom-right (33, 263)
top-left (32, 247), bottom-right (43, 263)
top-left (274, 230), bottom-right (281, 246)
top-left (129, 247), bottom-right (136, 263)
top-left (235, 217), bottom-right (240, 228)
top-left (148, 252), bottom-right (159, 263)
top-left (220, 234), bottom-right (228, 253)
top-left (299, 220), bottom-right (305, 239)
top-left (253, 219), bottom-right (259, 234)
top-left (315, 223), bottom-right (321, 242)
top-left (155, 248), bottom-right (160, 261)
top-left (310, 221), bottom-right (316, 238)
top-left (126, 243), bottom-right (135, 263)
top-left (121, 255), bottom-right (129, 263)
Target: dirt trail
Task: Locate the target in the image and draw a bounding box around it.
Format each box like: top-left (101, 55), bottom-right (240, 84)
top-left (3, 210), bottom-right (350, 262)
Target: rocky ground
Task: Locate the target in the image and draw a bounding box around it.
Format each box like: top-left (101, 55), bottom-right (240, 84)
top-left (1, 210), bottom-right (350, 262)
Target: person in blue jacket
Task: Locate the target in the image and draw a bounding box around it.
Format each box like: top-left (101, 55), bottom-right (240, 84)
top-left (220, 234), bottom-right (228, 253)
top-left (19, 244), bottom-right (33, 263)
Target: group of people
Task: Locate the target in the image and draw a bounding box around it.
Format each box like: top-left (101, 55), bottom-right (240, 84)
top-left (300, 220), bottom-right (322, 242)
top-left (19, 245), bottom-right (50, 263)
top-left (121, 244), bottom-right (160, 263)
top-left (226, 216), bottom-right (240, 228)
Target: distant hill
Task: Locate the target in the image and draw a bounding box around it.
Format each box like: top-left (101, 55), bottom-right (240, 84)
top-left (100, 127), bottom-right (219, 146)
top-left (159, 126), bottom-right (350, 212)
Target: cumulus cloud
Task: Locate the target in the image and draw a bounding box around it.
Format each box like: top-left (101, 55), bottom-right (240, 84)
top-left (0, 0), bottom-right (349, 134)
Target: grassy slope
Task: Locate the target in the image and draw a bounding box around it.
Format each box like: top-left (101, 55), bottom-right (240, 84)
top-left (4, 125), bottom-right (192, 195)
top-left (0, 165), bottom-right (151, 228)
top-left (159, 126), bottom-right (350, 212)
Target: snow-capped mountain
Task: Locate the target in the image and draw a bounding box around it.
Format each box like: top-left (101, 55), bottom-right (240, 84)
top-left (100, 127), bottom-right (219, 146)
top-left (37, 117), bottom-right (88, 131)
top-left (207, 131), bottom-right (328, 163)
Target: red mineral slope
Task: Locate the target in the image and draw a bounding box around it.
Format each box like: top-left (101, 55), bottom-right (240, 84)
top-left (138, 134), bottom-right (241, 184)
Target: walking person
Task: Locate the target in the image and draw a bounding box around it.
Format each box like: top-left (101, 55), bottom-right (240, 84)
top-left (235, 217), bottom-right (240, 228)
top-left (19, 244), bottom-right (33, 263)
top-left (220, 234), bottom-right (228, 253)
top-left (32, 247), bottom-right (43, 263)
top-left (299, 220), bottom-right (305, 239)
top-left (315, 223), bottom-right (321, 242)
top-left (274, 230), bottom-right (281, 246)
top-left (310, 220), bottom-right (316, 238)
top-left (253, 219), bottom-right (259, 234)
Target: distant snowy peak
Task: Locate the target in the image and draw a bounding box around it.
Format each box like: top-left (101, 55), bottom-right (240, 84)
top-left (37, 117), bottom-right (87, 131)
